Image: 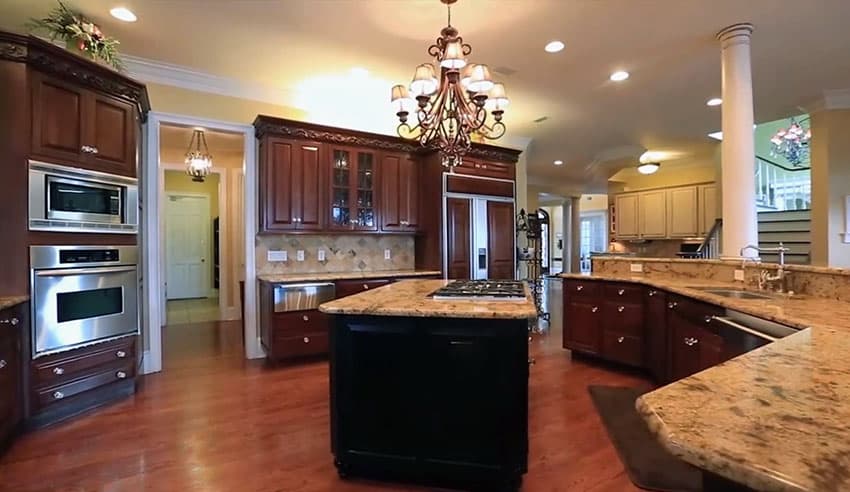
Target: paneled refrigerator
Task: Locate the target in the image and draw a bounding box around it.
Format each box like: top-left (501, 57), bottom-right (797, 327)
top-left (443, 192), bottom-right (515, 280)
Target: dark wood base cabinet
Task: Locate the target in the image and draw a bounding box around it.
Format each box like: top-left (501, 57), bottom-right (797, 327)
top-left (330, 315), bottom-right (528, 491)
top-left (0, 302), bottom-right (26, 450)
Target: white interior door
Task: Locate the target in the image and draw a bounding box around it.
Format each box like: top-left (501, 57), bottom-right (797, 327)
top-left (166, 194), bottom-right (210, 300)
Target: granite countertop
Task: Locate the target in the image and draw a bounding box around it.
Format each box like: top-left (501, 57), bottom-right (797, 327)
top-left (0, 296), bottom-right (28, 312)
top-left (319, 279), bottom-right (538, 319)
top-left (257, 270), bottom-right (442, 283)
top-left (561, 273), bottom-right (850, 492)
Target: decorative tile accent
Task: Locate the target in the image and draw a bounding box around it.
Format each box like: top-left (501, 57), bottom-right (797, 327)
top-left (256, 234), bottom-right (415, 275)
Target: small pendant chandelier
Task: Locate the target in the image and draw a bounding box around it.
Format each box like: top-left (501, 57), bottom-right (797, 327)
top-left (185, 129), bottom-right (213, 182)
top-left (390, 0), bottom-right (508, 167)
top-left (769, 117), bottom-right (811, 166)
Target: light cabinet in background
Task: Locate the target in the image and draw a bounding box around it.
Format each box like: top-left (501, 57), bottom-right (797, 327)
top-left (614, 194), bottom-right (639, 239)
top-left (638, 190), bottom-right (667, 238)
top-left (613, 182), bottom-right (717, 240)
top-left (667, 186), bottom-right (699, 237)
top-left (698, 184), bottom-right (719, 236)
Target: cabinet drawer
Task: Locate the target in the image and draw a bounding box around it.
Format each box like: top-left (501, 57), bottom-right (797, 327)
top-left (667, 295), bottom-right (724, 326)
top-left (272, 310), bottom-right (330, 338)
top-left (32, 336), bottom-right (135, 388)
top-left (601, 331), bottom-right (643, 367)
top-left (274, 332), bottom-right (329, 359)
top-left (32, 361), bottom-right (134, 411)
top-left (335, 279), bottom-right (391, 298)
top-left (563, 279), bottom-right (600, 298)
top-left (604, 283), bottom-right (644, 302)
top-left (601, 301), bottom-right (644, 337)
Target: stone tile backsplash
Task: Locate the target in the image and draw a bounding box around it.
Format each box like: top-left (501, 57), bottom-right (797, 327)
top-left (256, 234), bottom-right (415, 275)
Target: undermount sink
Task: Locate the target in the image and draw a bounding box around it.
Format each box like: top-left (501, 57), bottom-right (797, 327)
top-left (686, 287), bottom-right (775, 300)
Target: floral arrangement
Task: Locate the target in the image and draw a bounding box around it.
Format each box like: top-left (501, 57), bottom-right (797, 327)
top-left (27, 1), bottom-right (124, 71)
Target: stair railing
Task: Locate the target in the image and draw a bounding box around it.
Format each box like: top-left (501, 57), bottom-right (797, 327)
top-left (755, 155), bottom-right (811, 211)
top-left (676, 219), bottom-right (722, 259)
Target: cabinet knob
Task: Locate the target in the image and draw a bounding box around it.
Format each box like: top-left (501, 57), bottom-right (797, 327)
top-left (53, 367), bottom-right (65, 375)
top-left (704, 316), bottom-right (713, 324)
top-left (0, 317), bottom-right (19, 325)
top-left (684, 337), bottom-right (699, 346)
top-left (303, 337), bottom-right (310, 344)
top-left (0, 359), bottom-right (6, 370)
top-left (116, 350), bottom-right (127, 358)
top-left (618, 306), bottom-right (625, 313)
top-left (81, 145), bottom-right (99, 154)
top-left (116, 371), bottom-right (127, 379)
top-left (667, 301), bottom-right (678, 309)
top-left (302, 315), bottom-right (309, 321)
top-left (53, 391), bottom-right (65, 400)
top-left (617, 336), bottom-right (625, 343)
top-left (576, 285), bottom-right (584, 291)
top-left (591, 306), bottom-right (599, 313)
top-left (618, 289), bottom-right (625, 296)
top-left (363, 284), bottom-right (369, 289)
top-left (648, 290), bottom-right (657, 297)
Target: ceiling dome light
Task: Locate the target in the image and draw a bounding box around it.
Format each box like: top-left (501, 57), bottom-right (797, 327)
top-left (610, 71), bottom-right (630, 82)
top-left (706, 97), bottom-right (722, 106)
top-left (109, 7), bottom-right (137, 22)
top-left (637, 162), bottom-right (660, 175)
top-left (553, 160), bottom-right (564, 166)
top-left (544, 41), bottom-right (565, 53)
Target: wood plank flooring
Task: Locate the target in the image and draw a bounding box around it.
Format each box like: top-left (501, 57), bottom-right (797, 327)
top-left (0, 280), bottom-right (650, 491)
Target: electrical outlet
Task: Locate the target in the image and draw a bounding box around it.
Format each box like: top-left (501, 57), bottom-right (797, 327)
top-left (318, 249), bottom-right (326, 262)
top-left (296, 250), bottom-right (305, 262)
top-left (629, 263), bottom-right (643, 273)
top-left (384, 249), bottom-right (392, 260)
top-left (734, 269), bottom-right (745, 281)
top-left (267, 250), bottom-right (287, 262)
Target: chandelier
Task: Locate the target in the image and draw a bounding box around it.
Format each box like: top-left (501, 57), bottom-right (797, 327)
top-left (390, 0), bottom-right (508, 167)
top-left (185, 129), bottom-right (213, 182)
top-left (769, 118), bottom-right (811, 166)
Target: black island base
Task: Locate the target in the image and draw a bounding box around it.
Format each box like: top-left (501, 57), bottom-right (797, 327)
top-left (329, 314), bottom-right (530, 491)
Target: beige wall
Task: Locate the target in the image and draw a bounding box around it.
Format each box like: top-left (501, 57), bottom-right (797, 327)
top-left (148, 83), bottom-right (306, 123)
top-left (580, 194), bottom-right (608, 212)
top-left (608, 157), bottom-right (718, 193)
top-left (810, 108), bottom-right (850, 268)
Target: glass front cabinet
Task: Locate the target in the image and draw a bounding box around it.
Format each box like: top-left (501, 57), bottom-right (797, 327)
top-left (329, 146), bottom-right (378, 231)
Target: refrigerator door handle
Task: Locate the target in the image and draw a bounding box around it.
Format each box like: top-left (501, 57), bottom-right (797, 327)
top-left (478, 248), bottom-right (487, 270)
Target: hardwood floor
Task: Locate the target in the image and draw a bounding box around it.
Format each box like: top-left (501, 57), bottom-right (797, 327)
top-left (0, 279), bottom-right (650, 491)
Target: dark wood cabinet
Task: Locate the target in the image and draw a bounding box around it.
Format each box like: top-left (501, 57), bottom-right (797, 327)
top-left (329, 146), bottom-right (378, 232)
top-left (0, 302), bottom-right (25, 448)
top-left (563, 298), bottom-right (602, 354)
top-left (644, 288), bottom-right (669, 382)
top-left (380, 152), bottom-right (418, 232)
top-left (445, 198), bottom-right (471, 280)
top-left (334, 279), bottom-right (391, 299)
top-left (487, 201), bottom-right (516, 280)
top-left (261, 309), bottom-right (330, 361)
top-left (666, 296), bottom-right (726, 381)
top-left (259, 137), bottom-right (324, 232)
top-left (454, 158), bottom-right (515, 180)
top-left (31, 71), bottom-right (137, 177)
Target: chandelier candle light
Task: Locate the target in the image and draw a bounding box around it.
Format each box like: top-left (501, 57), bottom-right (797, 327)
top-left (185, 129), bottom-right (213, 182)
top-left (391, 0), bottom-right (508, 167)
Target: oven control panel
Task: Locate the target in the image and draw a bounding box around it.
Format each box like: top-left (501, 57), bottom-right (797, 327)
top-left (59, 249), bottom-right (120, 264)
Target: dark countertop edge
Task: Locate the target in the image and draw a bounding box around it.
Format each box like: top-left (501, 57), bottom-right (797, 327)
top-left (317, 306), bottom-right (538, 320)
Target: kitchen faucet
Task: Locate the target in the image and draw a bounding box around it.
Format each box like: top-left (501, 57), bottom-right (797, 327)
top-left (739, 243), bottom-right (792, 294)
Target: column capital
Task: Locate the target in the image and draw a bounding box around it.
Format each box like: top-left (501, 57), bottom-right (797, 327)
top-left (716, 23), bottom-right (754, 48)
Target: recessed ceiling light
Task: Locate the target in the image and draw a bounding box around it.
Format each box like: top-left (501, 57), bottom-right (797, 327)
top-left (553, 160), bottom-right (564, 166)
top-left (609, 71), bottom-right (630, 82)
top-left (109, 7), bottom-right (137, 22)
top-left (707, 98), bottom-right (722, 106)
top-left (544, 41), bottom-right (565, 53)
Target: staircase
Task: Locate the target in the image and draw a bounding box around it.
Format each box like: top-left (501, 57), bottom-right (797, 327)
top-left (758, 209), bottom-right (811, 264)
top-left (755, 156), bottom-right (811, 212)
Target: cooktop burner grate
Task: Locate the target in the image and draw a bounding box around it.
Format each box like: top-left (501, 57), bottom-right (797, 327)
top-left (431, 280), bottom-right (527, 301)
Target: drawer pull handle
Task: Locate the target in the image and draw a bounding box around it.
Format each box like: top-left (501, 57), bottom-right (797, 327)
top-left (617, 336), bottom-right (625, 343)
top-left (116, 371), bottom-right (127, 379)
top-left (0, 359), bottom-right (6, 369)
top-left (684, 337), bottom-right (699, 346)
top-left (591, 306), bottom-right (599, 313)
top-left (668, 301), bottom-right (678, 309)
top-left (0, 317), bottom-right (19, 326)
top-left (618, 289), bottom-right (625, 296)
top-left (576, 285), bottom-right (584, 291)
top-left (303, 337), bottom-right (310, 344)
top-left (116, 350), bottom-right (127, 358)
top-left (363, 284), bottom-right (369, 289)
top-left (302, 315), bottom-right (309, 321)
top-left (53, 367), bottom-right (65, 375)
top-left (705, 316), bottom-right (713, 324)
top-left (53, 391), bottom-right (65, 400)
top-left (618, 306), bottom-right (625, 313)
top-left (648, 290), bottom-right (657, 297)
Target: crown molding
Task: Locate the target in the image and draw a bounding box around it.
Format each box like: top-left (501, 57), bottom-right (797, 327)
top-left (124, 54), bottom-right (295, 108)
top-left (803, 88), bottom-right (850, 113)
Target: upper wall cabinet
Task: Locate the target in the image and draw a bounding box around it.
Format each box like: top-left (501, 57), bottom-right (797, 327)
top-left (638, 190), bottom-right (667, 238)
top-left (31, 71), bottom-right (137, 177)
top-left (667, 186), bottom-right (699, 238)
top-left (380, 152), bottom-right (419, 232)
top-left (329, 147), bottom-right (378, 232)
top-left (259, 137), bottom-right (325, 232)
top-left (698, 184), bottom-right (719, 236)
top-left (614, 183), bottom-right (717, 241)
top-left (614, 194), bottom-right (639, 239)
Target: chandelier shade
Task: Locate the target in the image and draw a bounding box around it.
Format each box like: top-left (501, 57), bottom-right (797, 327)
top-left (390, 0), bottom-right (508, 167)
top-left (769, 117), bottom-right (811, 166)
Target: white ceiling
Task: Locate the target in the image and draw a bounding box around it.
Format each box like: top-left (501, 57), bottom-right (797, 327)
top-left (4, 0), bottom-right (850, 192)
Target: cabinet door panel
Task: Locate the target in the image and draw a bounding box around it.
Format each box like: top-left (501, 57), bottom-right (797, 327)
top-left (446, 198), bottom-right (471, 280)
top-left (0, 327), bottom-right (19, 437)
top-left (563, 299), bottom-right (601, 354)
top-left (615, 194), bottom-right (639, 238)
top-left (667, 187), bottom-right (698, 237)
top-left (401, 156), bottom-right (418, 230)
top-left (601, 301), bottom-right (644, 337)
top-left (601, 331), bottom-right (643, 367)
top-left (699, 184), bottom-right (718, 236)
top-left (645, 288), bottom-right (668, 383)
top-left (380, 153), bottom-right (402, 231)
top-left (639, 191), bottom-right (667, 238)
top-left (669, 313), bottom-right (724, 381)
top-left (87, 93), bottom-right (136, 176)
top-left (298, 144), bottom-right (323, 230)
top-left (487, 201), bottom-right (515, 280)
top-left (261, 139), bottom-right (297, 231)
top-left (31, 73), bottom-right (85, 163)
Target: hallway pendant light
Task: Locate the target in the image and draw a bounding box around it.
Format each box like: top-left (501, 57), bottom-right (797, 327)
top-left (185, 129), bottom-right (213, 182)
top-left (637, 162), bottom-right (660, 175)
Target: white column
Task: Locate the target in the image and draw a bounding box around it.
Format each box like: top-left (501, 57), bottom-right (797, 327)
top-left (717, 23), bottom-right (759, 259)
top-left (570, 197), bottom-right (581, 272)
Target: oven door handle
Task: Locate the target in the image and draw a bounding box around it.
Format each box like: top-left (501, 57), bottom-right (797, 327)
top-left (35, 266), bottom-right (137, 277)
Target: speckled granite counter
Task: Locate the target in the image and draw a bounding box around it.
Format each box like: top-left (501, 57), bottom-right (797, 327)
top-left (0, 296), bottom-right (28, 311)
top-left (257, 270), bottom-right (442, 283)
top-left (319, 279), bottom-right (538, 319)
top-left (560, 273), bottom-right (850, 492)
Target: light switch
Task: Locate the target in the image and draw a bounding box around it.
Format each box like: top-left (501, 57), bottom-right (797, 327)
top-left (629, 263), bottom-right (643, 273)
top-left (296, 250), bottom-right (305, 262)
top-left (384, 249), bottom-right (392, 260)
top-left (318, 249), bottom-right (326, 262)
top-left (267, 250), bottom-right (287, 262)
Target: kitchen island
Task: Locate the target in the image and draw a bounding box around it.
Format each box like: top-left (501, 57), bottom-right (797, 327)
top-left (319, 279), bottom-right (537, 491)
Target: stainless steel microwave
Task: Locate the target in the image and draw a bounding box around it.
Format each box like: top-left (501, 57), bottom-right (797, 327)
top-left (29, 161), bottom-right (138, 234)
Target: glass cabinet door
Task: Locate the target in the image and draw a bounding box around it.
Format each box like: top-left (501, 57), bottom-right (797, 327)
top-left (356, 152), bottom-right (376, 229)
top-left (331, 149), bottom-right (352, 227)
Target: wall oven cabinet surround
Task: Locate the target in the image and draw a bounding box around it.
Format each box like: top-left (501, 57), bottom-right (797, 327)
top-left (28, 161), bottom-right (138, 234)
top-left (30, 245), bottom-right (139, 358)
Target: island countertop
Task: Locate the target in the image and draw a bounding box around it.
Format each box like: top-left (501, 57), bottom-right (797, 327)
top-left (257, 269), bottom-right (442, 284)
top-left (318, 279), bottom-right (538, 319)
top-left (561, 273), bottom-right (850, 492)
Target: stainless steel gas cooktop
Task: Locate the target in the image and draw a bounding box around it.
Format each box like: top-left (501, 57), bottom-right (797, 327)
top-left (431, 280), bottom-right (527, 301)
